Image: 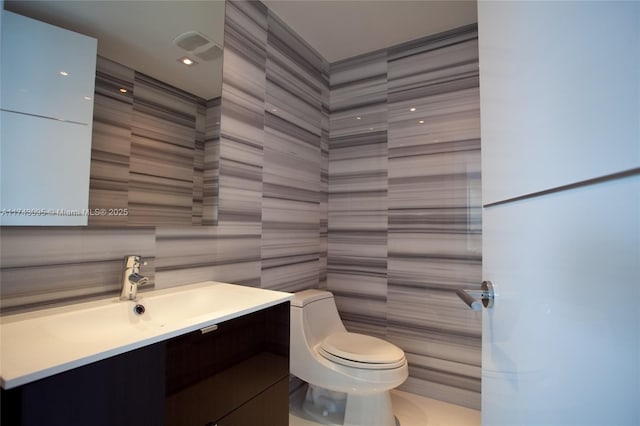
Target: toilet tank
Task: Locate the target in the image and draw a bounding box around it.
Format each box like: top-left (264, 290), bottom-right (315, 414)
top-left (291, 290), bottom-right (346, 346)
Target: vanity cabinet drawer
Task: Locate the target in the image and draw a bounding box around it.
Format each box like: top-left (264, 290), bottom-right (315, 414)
top-left (215, 376), bottom-right (289, 426)
top-left (165, 352), bottom-right (288, 425)
top-left (164, 302), bottom-right (290, 426)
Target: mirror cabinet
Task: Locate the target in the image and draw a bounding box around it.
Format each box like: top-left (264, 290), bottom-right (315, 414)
top-left (0, 0), bottom-right (225, 227)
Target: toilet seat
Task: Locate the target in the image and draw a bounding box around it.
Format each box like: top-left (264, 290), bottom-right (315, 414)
top-left (319, 332), bottom-right (406, 370)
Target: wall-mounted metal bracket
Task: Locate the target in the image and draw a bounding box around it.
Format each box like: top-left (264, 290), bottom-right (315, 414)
top-left (455, 280), bottom-right (495, 311)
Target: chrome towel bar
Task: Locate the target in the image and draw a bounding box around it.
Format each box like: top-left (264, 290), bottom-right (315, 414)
top-left (456, 280), bottom-right (495, 310)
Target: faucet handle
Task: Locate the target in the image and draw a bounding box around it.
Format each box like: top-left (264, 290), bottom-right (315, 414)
top-left (128, 272), bottom-right (149, 285)
top-left (124, 255), bottom-right (147, 269)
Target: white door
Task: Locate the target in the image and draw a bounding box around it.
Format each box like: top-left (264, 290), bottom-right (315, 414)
top-left (478, 1), bottom-right (640, 425)
top-left (482, 177), bottom-right (639, 425)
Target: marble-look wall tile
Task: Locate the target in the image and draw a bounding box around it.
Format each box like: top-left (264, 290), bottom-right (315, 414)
top-left (203, 98), bottom-right (221, 226)
top-left (156, 1), bottom-right (329, 294)
top-left (88, 56), bottom-right (133, 226)
top-left (0, 227), bottom-right (155, 312)
top-left (218, 0), bottom-right (268, 227)
top-left (89, 56), bottom-right (214, 226)
top-left (327, 25), bottom-right (481, 409)
top-left (387, 27), bottom-right (480, 99)
top-left (155, 224), bottom-right (261, 289)
top-left (129, 73), bottom-right (202, 225)
top-left (328, 51), bottom-right (389, 338)
top-left (261, 12), bottom-right (325, 292)
top-left (319, 70), bottom-right (330, 289)
top-left (151, 0), bottom-right (269, 290)
top-left (387, 25), bottom-right (481, 409)
top-left (192, 103), bottom-right (206, 226)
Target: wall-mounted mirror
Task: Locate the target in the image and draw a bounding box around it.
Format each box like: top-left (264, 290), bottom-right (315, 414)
top-left (4, 0), bottom-right (225, 226)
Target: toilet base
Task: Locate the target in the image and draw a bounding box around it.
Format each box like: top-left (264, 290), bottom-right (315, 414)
top-left (302, 384), bottom-right (346, 425)
top-left (344, 391), bottom-right (396, 426)
top-left (301, 383), bottom-right (397, 426)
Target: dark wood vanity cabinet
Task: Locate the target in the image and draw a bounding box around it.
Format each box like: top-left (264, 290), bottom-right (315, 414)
top-left (0, 302), bottom-right (290, 426)
top-left (0, 341), bottom-right (166, 426)
top-left (164, 302), bottom-right (290, 426)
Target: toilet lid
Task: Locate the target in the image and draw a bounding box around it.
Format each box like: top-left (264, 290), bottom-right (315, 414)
top-left (319, 332), bottom-right (406, 370)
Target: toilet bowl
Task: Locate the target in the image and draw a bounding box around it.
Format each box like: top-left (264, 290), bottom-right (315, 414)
top-left (290, 289), bottom-right (408, 426)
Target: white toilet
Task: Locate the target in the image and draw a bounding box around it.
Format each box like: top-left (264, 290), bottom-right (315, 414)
top-left (290, 289), bottom-right (408, 426)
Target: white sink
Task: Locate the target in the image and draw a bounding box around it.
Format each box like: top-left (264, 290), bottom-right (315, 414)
top-left (42, 284), bottom-right (240, 342)
top-left (43, 299), bottom-right (155, 343)
top-left (0, 281), bottom-right (292, 389)
top-left (140, 284), bottom-right (250, 325)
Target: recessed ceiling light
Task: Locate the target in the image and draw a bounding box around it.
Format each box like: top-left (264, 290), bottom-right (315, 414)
top-left (83, 96), bottom-right (92, 101)
top-left (418, 120), bottom-right (425, 124)
top-left (179, 56), bottom-right (197, 66)
top-left (410, 107), bottom-right (416, 112)
top-left (119, 88), bottom-right (128, 93)
top-left (356, 116), bottom-right (361, 120)
top-left (59, 71), bottom-right (69, 76)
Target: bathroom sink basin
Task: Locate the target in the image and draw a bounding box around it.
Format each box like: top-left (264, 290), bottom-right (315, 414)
top-left (0, 281), bottom-right (292, 389)
top-left (43, 284), bottom-right (262, 342)
top-left (39, 286), bottom-right (228, 342)
top-left (139, 284), bottom-right (244, 325)
top-left (42, 299), bottom-right (156, 343)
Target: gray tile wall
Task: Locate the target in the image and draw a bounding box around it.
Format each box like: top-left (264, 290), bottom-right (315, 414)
top-left (0, 0), bottom-right (480, 409)
top-left (262, 12), bottom-right (328, 292)
top-left (329, 51), bottom-right (390, 338)
top-left (88, 56), bottom-right (218, 227)
top-left (328, 25), bottom-right (482, 409)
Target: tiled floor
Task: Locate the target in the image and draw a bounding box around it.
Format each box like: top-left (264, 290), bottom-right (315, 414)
top-left (289, 388), bottom-right (481, 426)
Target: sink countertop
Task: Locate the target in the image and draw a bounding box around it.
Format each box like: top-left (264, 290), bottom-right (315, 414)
top-left (0, 281), bottom-right (293, 389)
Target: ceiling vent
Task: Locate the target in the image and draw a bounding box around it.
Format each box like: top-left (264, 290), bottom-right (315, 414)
top-left (172, 31), bottom-right (222, 62)
top-left (194, 44), bottom-right (223, 62)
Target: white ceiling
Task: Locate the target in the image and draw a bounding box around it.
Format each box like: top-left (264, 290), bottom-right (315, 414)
top-left (263, 0), bottom-right (478, 63)
top-left (4, 0), bottom-right (478, 98)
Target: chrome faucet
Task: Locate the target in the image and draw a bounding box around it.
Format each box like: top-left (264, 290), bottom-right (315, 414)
top-left (120, 255), bottom-right (149, 301)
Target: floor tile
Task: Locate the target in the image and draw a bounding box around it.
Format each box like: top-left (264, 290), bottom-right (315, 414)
top-left (289, 387), bottom-right (480, 426)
